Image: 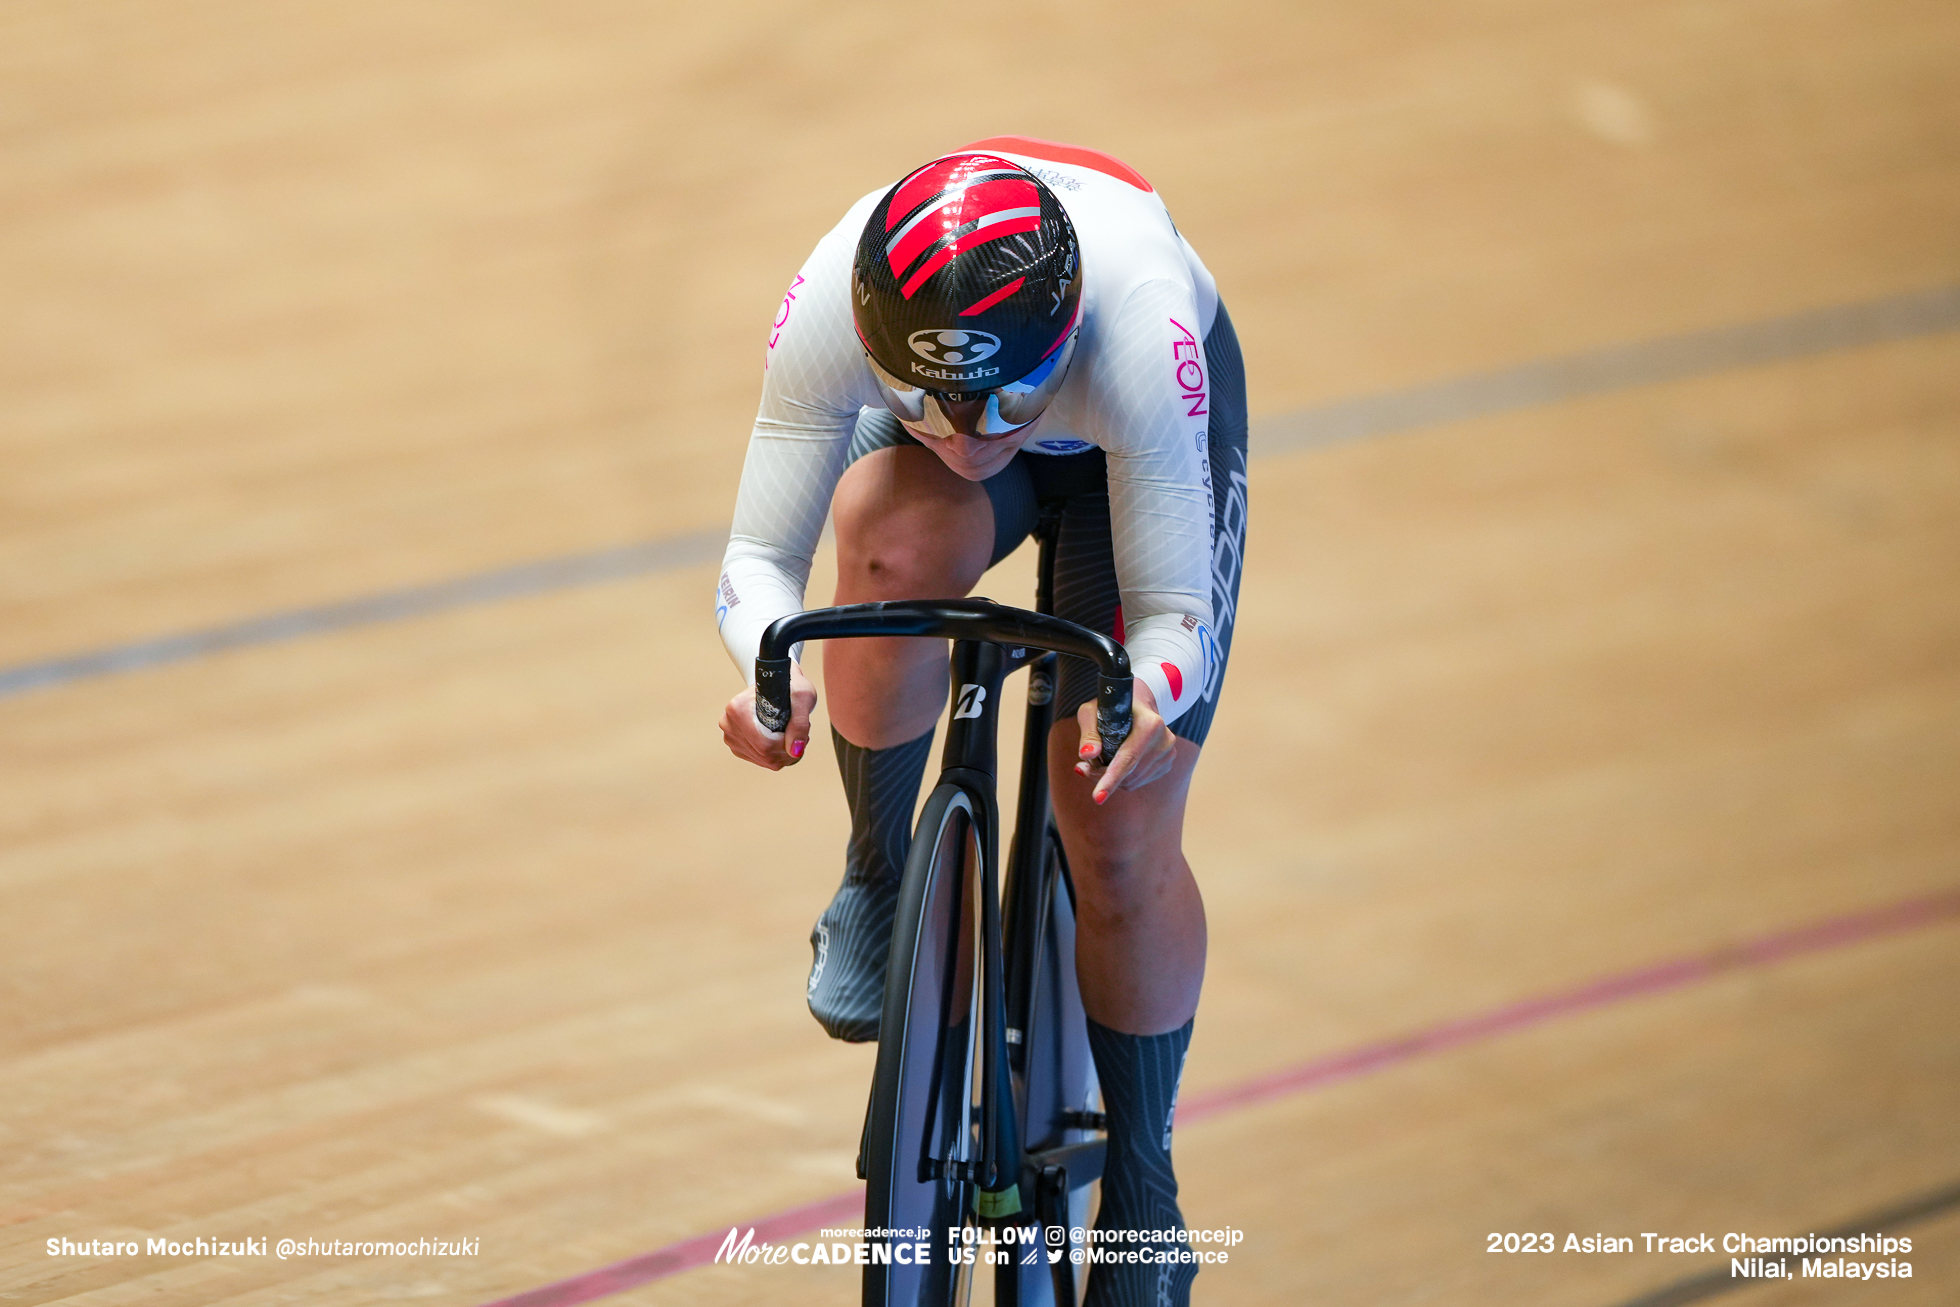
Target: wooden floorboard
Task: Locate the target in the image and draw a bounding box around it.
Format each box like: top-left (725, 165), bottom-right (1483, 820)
top-left (2, 1), bottom-right (1956, 1302)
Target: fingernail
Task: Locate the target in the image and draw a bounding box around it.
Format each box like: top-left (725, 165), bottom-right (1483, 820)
top-left (788, 740), bottom-right (804, 758)
top-left (1079, 742), bottom-right (1096, 758)
top-left (1093, 789), bottom-right (1108, 805)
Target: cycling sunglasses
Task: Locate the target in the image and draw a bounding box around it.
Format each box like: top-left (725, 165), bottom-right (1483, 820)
top-left (867, 328), bottom-right (1078, 441)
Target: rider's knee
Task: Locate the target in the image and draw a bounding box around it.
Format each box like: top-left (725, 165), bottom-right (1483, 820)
top-left (833, 455), bottom-right (990, 594)
top-left (839, 519), bottom-right (958, 594)
top-left (1065, 837), bottom-right (1177, 913)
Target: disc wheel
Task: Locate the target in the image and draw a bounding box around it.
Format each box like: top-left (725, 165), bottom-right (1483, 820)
top-left (864, 784), bottom-right (987, 1306)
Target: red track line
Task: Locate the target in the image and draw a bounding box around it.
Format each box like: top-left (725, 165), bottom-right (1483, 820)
top-left (481, 1189), bottom-right (864, 1307)
top-left (478, 888), bottom-right (1960, 1307)
top-left (1177, 887), bottom-right (1960, 1124)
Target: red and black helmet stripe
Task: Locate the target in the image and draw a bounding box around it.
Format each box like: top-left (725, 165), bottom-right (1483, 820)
top-left (959, 276), bottom-right (1025, 318)
top-left (881, 159), bottom-right (1043, 297)
top-left (854, 151), bottom-right (1081, 392)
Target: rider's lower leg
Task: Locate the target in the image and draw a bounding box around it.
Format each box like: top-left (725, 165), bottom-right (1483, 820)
top-left (1048, 724), bottom-right (1208, 1306)
top-left (808, 447), bottom-right (994, 1041)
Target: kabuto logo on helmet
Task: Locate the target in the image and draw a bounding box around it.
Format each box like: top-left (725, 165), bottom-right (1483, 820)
top-left (908, 329), bottom-right (1001, 365)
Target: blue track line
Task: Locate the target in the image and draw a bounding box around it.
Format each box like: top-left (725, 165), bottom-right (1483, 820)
top-left (4, 283), bottom-right (1956, 703)
top-left (0, 533), bottom-right (721, 700)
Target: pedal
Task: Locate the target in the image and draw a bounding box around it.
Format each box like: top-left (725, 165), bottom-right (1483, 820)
top-left (857, 1084), bottom-right (874, 1181)
top-left (1037, 1165), bottom-right (1079, 1307)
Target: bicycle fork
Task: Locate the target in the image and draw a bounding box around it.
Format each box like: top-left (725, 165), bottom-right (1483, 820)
top-left (956, 633), bottom-right (1110, 1307)
top-left (931, 636), bottom-right (1024, 1220)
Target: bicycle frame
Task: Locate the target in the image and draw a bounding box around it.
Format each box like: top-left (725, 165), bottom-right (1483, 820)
top-left (997, 521), bottom-right (1112, 1307)
top-left (756, 520), bottom-right (1125, 1306)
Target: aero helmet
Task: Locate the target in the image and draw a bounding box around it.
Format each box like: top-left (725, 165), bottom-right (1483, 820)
top-left (853, 153), bottom-right (1081, 438)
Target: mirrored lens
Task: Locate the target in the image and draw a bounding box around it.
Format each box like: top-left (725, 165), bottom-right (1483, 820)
top-left (865, 328), bottom-right (1077, 440)
top-left (990, 330), bottom-right (1076, 426)
top-left (865, 355), bottom-right (930, 423)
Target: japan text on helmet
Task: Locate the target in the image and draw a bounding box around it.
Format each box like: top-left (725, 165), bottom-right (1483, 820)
top-left (853, 153), bottom-right (1081, 437)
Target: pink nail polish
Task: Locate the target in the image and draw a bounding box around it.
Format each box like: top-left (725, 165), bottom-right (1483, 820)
top-left (789, 739), bottom-right (804, 759)
top-left (1093, 789), bottom-right (1107, 805)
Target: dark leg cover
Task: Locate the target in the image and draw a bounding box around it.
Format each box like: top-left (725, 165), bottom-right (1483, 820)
top-left (805, 726), bottom-right (935, 1042)
top-left (1084, 1017), bottom-right (1199, 1307)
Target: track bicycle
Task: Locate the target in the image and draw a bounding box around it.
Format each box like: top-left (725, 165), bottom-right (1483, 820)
top-left (755, 516), bottom-right (1126, 1306)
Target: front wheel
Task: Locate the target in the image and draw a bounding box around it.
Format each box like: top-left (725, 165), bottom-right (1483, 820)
top-left (863, 784), bottom-right (986, 1306)
top-left (999, 831), bottom-right (1102, 1307)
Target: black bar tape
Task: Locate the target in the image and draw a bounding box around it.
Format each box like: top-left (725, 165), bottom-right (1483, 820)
top-left (754, 656), bottom-right (793, 734)
top-left (1095, 673), bottom-right (1132, 766)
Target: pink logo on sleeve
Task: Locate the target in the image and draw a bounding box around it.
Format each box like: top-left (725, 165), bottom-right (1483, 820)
top-left (1169, 318), bottom-right (1206, 418)
top-left (767, 274), bottom-right (807, 359)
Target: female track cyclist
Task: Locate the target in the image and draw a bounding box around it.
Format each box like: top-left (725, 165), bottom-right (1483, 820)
top-left (714, 137), bottom-right (1248, 1306)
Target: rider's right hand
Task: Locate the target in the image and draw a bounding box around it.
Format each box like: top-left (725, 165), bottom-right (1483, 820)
top-left (720, 664), bottom-right (817, 770)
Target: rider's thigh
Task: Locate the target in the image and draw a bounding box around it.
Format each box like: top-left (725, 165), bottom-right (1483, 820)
top-left (1045, 722), bottom-right (1201, 890)
top-left (832, 445), bottom-right (995, 599)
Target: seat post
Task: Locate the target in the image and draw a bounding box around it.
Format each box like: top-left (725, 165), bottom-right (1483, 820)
top-left (1033, 507), bottom-right (1063, 618)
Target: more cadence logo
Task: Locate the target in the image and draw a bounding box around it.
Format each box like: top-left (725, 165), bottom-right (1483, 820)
top-left (713, 1226), bottom-right (933, 1268)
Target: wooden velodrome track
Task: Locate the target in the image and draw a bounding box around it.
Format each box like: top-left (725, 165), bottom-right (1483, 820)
top-left (3, 2), bottom-right (1957, 1304)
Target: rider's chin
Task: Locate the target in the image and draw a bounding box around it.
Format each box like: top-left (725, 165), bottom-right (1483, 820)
top-left (916, 433), bottom-right (1010, 481)
top-left (949, 452), bottom-right (1004, 482)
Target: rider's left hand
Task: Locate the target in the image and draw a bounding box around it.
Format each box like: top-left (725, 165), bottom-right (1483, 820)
top-left (1073, 680), bottom-right (1177, 803)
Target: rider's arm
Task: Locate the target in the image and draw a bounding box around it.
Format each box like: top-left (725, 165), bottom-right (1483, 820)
top-left (715, 213), bottom-right (880, 675)
top-left (1087, 278), bottom-right (1220, 730)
